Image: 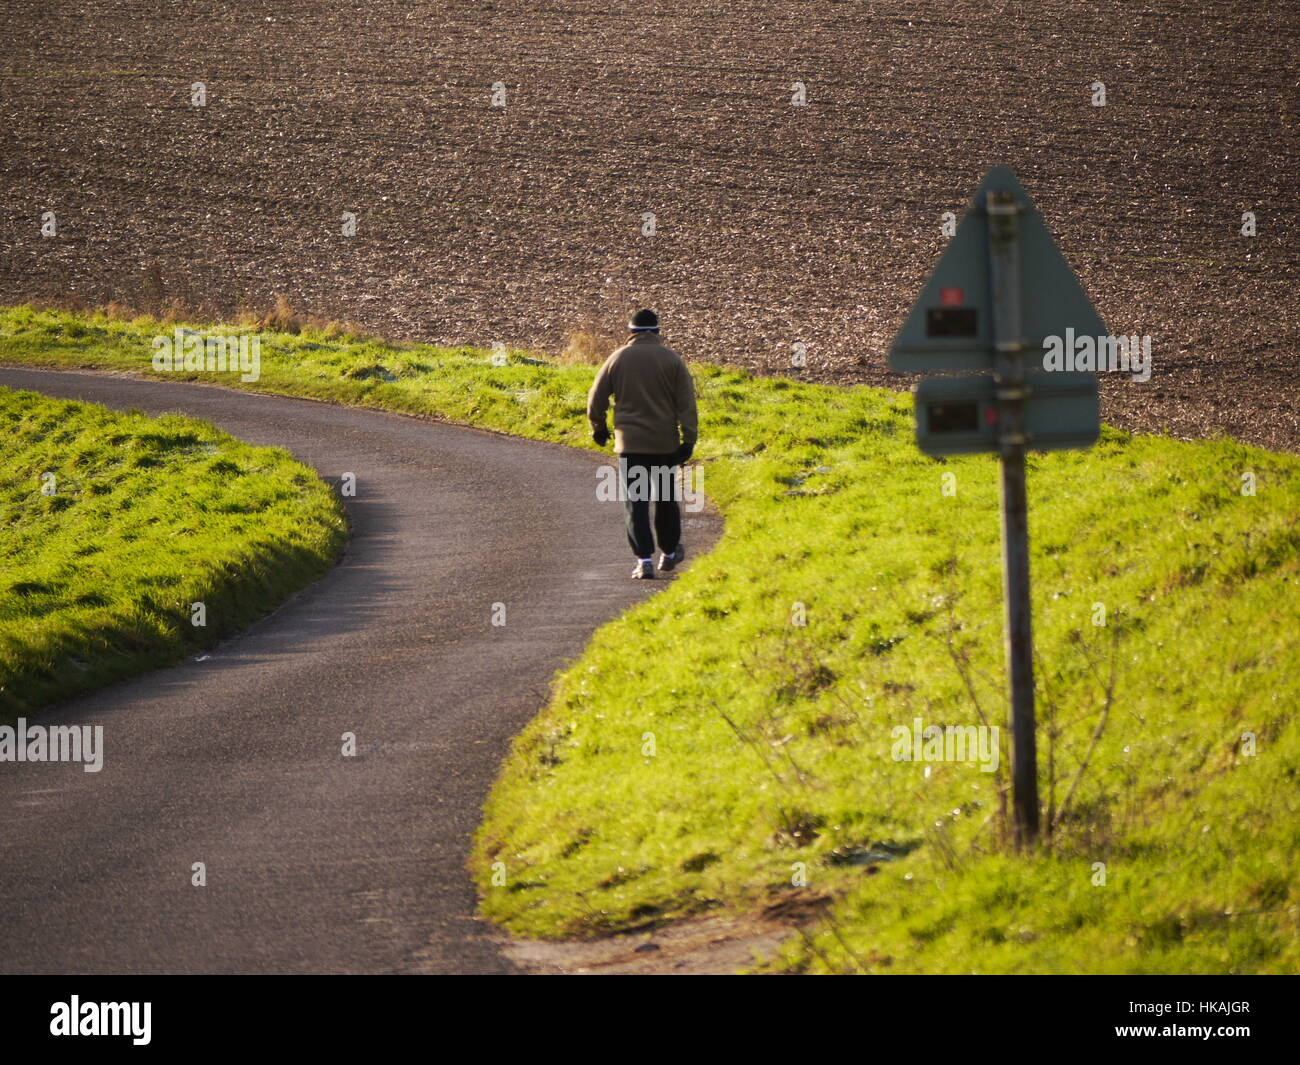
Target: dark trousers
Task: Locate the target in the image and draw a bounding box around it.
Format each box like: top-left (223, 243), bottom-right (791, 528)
top-left (618, 453), bottom-right (681, 559)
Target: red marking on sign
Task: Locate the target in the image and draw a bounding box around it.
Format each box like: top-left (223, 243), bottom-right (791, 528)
top-left (940, 287), bottom-right (965, 307)
top-left (984, 406), bottom-right (999, 426)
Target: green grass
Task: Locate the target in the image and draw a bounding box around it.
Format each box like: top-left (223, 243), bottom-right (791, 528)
top-left (2, 305), bottom-right (1297, 974)
top-left (0, 382), bottom-right (347, 717)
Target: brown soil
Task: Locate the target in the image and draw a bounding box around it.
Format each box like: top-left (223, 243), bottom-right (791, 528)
top-left (497, 914), bottom-right (795, 975)
top-left (1, 1), bottom-right (1296, 450)
top-left (498, 891), bottom-right (834, 974)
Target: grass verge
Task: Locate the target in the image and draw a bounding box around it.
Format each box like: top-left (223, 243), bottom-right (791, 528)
top-left (2, 305), bottom-right (1297, 973)
top-left (0, 381), bottom-right (347, 717)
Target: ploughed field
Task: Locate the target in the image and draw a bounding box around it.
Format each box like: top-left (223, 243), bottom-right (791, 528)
top-left (1, 0), bottom-right (1295, 449)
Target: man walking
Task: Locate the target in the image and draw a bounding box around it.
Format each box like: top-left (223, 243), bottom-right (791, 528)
top-left (587, 308), bottom-right (698, 580)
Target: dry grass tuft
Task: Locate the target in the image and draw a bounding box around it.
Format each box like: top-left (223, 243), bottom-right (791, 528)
top-left (26, 287), bottom-right (368, 341)
top-left (557, 313), bottom-right (625, 366)
top-left (259, 293), bottom-right (303, 334)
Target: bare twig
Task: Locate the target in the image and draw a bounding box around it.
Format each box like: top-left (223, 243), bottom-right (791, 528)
top-left (709, 699), bottom-right (791, 790)
top-left (1053, 623), bottom-right (1121, 831)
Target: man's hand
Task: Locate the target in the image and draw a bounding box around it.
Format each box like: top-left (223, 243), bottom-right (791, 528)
top-left (592, 425), bottom-right (610, 447)
top-left (675, 441), bottom-right (694, 465)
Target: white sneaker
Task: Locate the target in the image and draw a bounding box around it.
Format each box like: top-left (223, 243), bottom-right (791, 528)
top-left (658, 544), bottom-right (685, 572)
top-left (632, 559), bottom-right (656, 580)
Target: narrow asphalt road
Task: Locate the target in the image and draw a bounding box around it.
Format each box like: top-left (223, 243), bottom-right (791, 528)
top-left (0, 367), bottom-right (719, 974)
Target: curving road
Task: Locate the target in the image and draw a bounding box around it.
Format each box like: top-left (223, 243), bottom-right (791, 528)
top-left (0, 367), bottom-right (718, 973)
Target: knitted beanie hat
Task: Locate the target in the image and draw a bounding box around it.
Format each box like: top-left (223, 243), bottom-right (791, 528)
top-left (629, 308), bottom-right (660, 333)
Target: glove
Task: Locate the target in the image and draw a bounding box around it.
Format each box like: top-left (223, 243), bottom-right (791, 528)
top-left (592, 425), bottom-right (610, 447)
top-left (675, 441), bottom-right (695, 465)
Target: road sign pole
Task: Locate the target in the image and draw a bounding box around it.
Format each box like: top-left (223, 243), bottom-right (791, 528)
top-left (987, 188), bottom-right (1040, 848)
top-left (891, 167), bottom-right (1103, 844)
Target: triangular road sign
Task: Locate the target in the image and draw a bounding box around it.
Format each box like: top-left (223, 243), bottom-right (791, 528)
top-left (889, 166), bottom-right (1107, 373)
top-left (913, 374), bottom-right (1100, 456)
